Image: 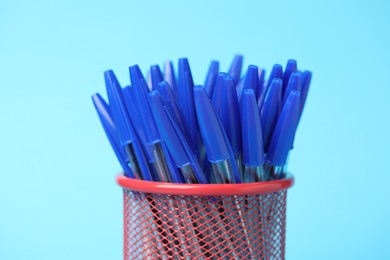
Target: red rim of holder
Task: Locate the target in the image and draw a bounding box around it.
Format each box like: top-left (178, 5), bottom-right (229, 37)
top-left (116, 173), bottom-right (294, 196)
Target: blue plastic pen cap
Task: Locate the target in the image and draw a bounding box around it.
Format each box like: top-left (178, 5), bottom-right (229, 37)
top-left (158, 80), bottom-right (186, 133)
top-left (163, 60), bottom-right (178, 96)
top-left (150, 91), bottom-right (208, 184)
top-left (267, 64), bottom-right (283, 89)
top-left (241, 89), bottom-right (265, 166)
top-left (129, 65), bottom-right (160, 144)
top-left (150, 64), bottom-right (164, 91)
top-left (266, 90), bottom-right (301, 166)
top-left (283, 72), bottom-right (302, 104)
top-left (194, 85), bottom-right (229, 163)
top-left (228, 54), bottom-right (243, 84)
top-left (91, 93), bottom-right (135, 178)
top-left (300, 70), bottom-right (312, 114)
top-left (212, 72), bottom-right (227, 114)
top-left (241, 65), bottom-right (260, 99)
top-left (149, 90), bottom-right (191, 167)
top-left (177, 58), bottom-right (199, 153)
top-left (204, 60), bottom-right (219, 98)
top-left (129, 64), bottom-right (150, 93)
top-left (221, 75), bottom-right (242, 156)
top-left (283, 59), bottom-right (298, 93)
top-left (260, 78), bottom-right (283, 153)
top-left (122, 86), bottom-right (155, 163)
top-left (104, 70), bottom-right (136, 146)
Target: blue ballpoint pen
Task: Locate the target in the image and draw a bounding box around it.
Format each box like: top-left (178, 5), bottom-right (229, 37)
top-left (260, 78), bottom-right (283, 153)
top-left (149, 90), bottom-right (208, 184)
top-left (265, 90), bottom-right (301, 180)
top-left (228, 54), bottom-right (243, 84)
top-left (194, 85), bottom-right (240, 184)
top-left (259, 64), bottom-right (283, 111)
top-left (241, 89), bottom-right (266, 182)
top-left (150, 64), bottom-right (164, 91)
top-left (104, 70), bottom-right (153, 181)
top-left (204, 60), bottom-right (219, 98)
top-left (151, 90), bottom-right (238, 258)
top-left (129, 65), bottom-right (177, 183)
top-left (163, 60), bottom-right (178, 97)
top-left (195, 85), bottom-right (255, 258)
top-left (240, 88), bottom-right (267, 258)
top-left (282, 59), bottom-right (297, 95)
top-left (283, 72), bottom-right (302, 104)
top-left (219, 75), bottom-right (243, 180)
top-left (177, 58), bottom-right (200, 155)
top-left (91, 93), bottom-right (134, 178)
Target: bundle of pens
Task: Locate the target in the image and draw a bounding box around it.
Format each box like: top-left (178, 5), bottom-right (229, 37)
top-left (92, 55), bottom-right (311, 259)
top-left (92, 55), bottom-right (311, 184)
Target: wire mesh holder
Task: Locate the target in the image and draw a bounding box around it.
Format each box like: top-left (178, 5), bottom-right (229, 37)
top-left (117, 173), bottom-right (294, 260)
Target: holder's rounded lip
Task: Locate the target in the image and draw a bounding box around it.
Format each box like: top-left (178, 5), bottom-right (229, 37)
top-left (116, 172), bottom-right (294, 196)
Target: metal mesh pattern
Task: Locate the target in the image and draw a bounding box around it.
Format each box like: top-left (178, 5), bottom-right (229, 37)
top-left (123, 189), bottom-right (287, 260)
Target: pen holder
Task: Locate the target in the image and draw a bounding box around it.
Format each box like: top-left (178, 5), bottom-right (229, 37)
top-left (117, 174), bottom-right (294, 260)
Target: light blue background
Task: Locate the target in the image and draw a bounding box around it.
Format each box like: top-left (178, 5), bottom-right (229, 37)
top-left (1, 0), bottom-right (389, 259)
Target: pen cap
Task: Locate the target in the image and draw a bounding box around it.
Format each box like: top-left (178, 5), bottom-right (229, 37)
top-left (267, 64), bottom-right (283, 89)
top-left (92, 93), bottom-right (134, 178)
top-left (283, 72), bottom-right (302, 104)
top-left (194, 85), bottom-right (229, 163)
top-left (228, 54), bottom-right (243, 84)
top-left (241, 89), bottom-right (265, 167)
top-left (257, 68), bottom-right (266, 100)
top-left (260, 78), bottom-right (283, 153)
top-left (177, 58), bottom-right (199, 153)
top-left (150, 90), bottom-right (207, 183)
top-left (104, 70), bottom-right (136, 146)
top-left (129, 65), bottom-right (160, 144)
top-left (259, 64), bottom-right (283, 110)
top-left (220, 75), bottom-right (242, 156)
top-left (122, 86), bottom-right (154, 163)
top-left (149, 91), bottom-right (191, 167)
top-left (157, 80), bottom-right (186, 134)
top-left (163, 60), bottom-right (178, 96)
top-left (204, 60), bottom-right (219, 98)
top-left (150, 64), bottom-right (164, 91)
top-left (300, 70), bottom-right (312, 114)
top-left (212, 72), bottom-right (227, 115)
top-left (266, 90), bottom-right (301, 166)
top-left (282, 59), bottom-right (297, 94)
top-left (129, 64), bottom-right (150, 93)
top-left (241, 65), bottom-right (260, 98)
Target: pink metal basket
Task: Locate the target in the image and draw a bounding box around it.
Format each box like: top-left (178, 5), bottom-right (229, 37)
top-left (117, 174), bottom-right (294, 260)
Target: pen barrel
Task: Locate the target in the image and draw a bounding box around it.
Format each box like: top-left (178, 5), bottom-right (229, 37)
top-left (118, 173), bottom-right (294, 260)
